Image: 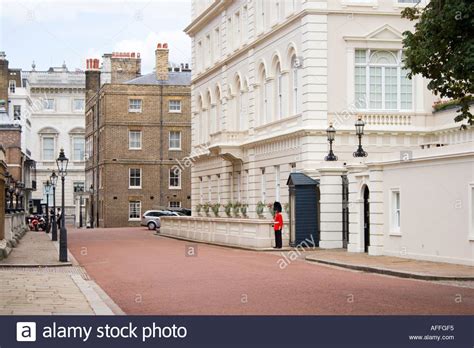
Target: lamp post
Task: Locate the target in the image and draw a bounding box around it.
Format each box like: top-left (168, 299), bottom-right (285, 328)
top-left (324, 122), bottom-right (338, 161)
top-left (353, 116), bottom-right (368, 158)
top-left (8, 178), bottom-right (15, 212)
top-left (50, 171), bottom-right (58, 241)
top-left (44, 180), bottom-right (51, 233)
top-left (88, 184), bottom-right (94, 228)
top-left (16, 182), bottom-right (24, 211)
top-left (4, 172), bottom-right (11, 213)
top-left (56, 148), bottom-right (69, 262)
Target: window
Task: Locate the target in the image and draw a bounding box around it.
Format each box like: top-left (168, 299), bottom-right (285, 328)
top-left (42, 182), bottom-right (53, 204)
top-left (42, 136), bottom-right (55, 161)
top-left (208, 176), bottom-right (212, 201)
top-left (73, 99), bottom-right (85, 112)
top-left (73, 181), bottom-right (85, 193)
top-left (236, 172), bottom-right (241, 201)
top-left (275, 63), bottom-right (283, 119)
top-left (13, 105), bottom-right (21, 120)
top-left (275, 165), bottom-right (281, 201)
top-left (72, 136), bottom-right (85, 161)
top-left (355, 50), bottom-right (412, 110)
top-left (169, 100), bottom-right (181, 113)
top-left (129, 131), bottom-right (142, 150)
top-left (291, 55), bottom-right (300, 115)
top-left (169, 201), bottom-right (181, 208)
top-left (9, 80), bottom-right (15, 93)
top-left (43, 99), bottom-right (55, 111)
top-left (129, 99), bottom-right (142, 112)
top-left (217, 174), bottom-right (221, 203)
top-left (227, 17), bottom-right (233, 50)
top-left (199, 176), bottom-right (203, 203)
top-left (390, 189), bottom-right (401, 233)
top-left (214, 27), bottom-right (220, 62)
top-left (260, 168), bottom-right (266, 202)
top-left (129, 201), bottom-right (141, 220)
top-left (234, 11), bottom-right (241, 49)
top-left (129, 168), bottom-right (141, 189)
top-left (169, 168), bottom-right (181, 189)
top-left (169, 131), bottom-right (181, 150)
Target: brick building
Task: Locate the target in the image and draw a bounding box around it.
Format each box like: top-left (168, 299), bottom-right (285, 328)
top-left (85, 43), bottom-right (191, 227)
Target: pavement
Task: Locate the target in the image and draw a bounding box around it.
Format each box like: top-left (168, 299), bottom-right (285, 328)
top-left (0, 230), bottom-right (121, 315)
top-left (305, 249), bottom-right (474, 281)
top-left (68, 227), bottom-right (474, 315)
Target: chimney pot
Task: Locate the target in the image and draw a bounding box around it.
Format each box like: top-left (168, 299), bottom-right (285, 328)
top-left (157, 43), bottom-right (162, 49)
top-left (163, 43), bottom-right (168, 49)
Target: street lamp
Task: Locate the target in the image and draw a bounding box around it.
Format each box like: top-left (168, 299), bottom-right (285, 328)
top-left (44, 180), bottom-right (51, 233)
top-left (56, 148), bottom-right (69, 262)
top-left (8, 177), bottom-right (15, 212)
top-left (88, 184), bottom-right (94, 228)
top-left (4, 172), bottom-right (12, 213)
top-left (16, 182), bottom-right (24, 211)
top-left (353, 115), bottom-right (368, 158)
top-left (324, 122), bottom-right (338, 161)
top-left (50, 170), bottom-right (58, 241)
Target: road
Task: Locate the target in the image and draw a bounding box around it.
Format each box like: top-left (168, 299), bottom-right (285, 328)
top-left (68, 227), bottom-right (474, 315)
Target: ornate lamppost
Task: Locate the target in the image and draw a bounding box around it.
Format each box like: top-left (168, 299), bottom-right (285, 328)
top-left (56, 149), bottom-right (69, 262)
top-left (44, 180), bottom-right (51, 233)
top-left (16, 182), bottom-right (24, 211)
top-left (353, 116), bottom-right (368, 158)
top-left (4, 171), bottom-right (11, 213)
top-left (50, 170), bottom-right (58, 241)
top-left (8, 177), bottom-right (15, 212)
top-left (324, 122), bottom-right (338, 161)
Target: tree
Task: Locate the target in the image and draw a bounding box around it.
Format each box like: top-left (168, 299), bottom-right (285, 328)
top-left (402, 0), bottom-right (473, 128)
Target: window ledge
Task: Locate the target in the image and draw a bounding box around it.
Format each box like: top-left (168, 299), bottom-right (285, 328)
top-left (169, 187), bottom-right (181, 190)
top-left (389, 231), bottom-right (402, 236)
top-left (129, 148), bottom-right (142, 151)
top-left (128, 110), bottom-right (142, 113)
top-left (128, 218), bottom-right (140, 222)
top-left (169, 110), bottom-right (182, 114)
top-left (469, 235), bottom-right (474, 242)
top-left (169, 148), bottom-right (182, 151)
top-left (129, 187), bottom-right (142, 190)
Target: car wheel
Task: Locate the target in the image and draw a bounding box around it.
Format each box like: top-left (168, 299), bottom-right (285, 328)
top-left (147, 221), bottom-right (156, 230)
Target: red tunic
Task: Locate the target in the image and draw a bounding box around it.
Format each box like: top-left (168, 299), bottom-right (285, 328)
top-left (273, 212), bottom-right (283, 231)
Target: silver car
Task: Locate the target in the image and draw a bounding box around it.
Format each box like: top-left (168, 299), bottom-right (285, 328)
top-left (140, 210), bottom-right (163, 230)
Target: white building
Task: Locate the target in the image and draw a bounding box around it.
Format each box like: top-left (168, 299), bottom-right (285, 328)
top-left (159, 0), bottom-right (474, 265)
top-left (25, 63), bottom-right (86, 224)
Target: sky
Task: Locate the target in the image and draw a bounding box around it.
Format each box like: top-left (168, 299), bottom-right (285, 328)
top-left (0, 0), bottom-right (192, 73)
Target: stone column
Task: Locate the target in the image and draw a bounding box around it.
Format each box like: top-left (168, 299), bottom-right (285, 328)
top-left (318, 164), bottom-right (347, 249)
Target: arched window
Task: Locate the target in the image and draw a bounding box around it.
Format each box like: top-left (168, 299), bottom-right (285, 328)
top-left (215, 86), bottom-right (221, 133)
top-left (258, 66), bottom-right (268, 125)
top-left (197, 95), bottom-right (204, 144)
top-left (291, 55), bottom-right (300, 115)
top-left (275, 62), bottom-right (283, 120)
top-left (234, 75), bottom-right (242, 131)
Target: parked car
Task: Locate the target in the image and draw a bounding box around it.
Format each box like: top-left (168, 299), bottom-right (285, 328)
top-left (141, 211), bottom-right (163, 230)
top-left (169, 208), bottom-right (191, 216)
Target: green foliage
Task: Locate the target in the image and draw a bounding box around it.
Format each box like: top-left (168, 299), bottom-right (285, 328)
top-left (196, 204), bottom-right (202, 213)
top-left (224, 202), bottom-right (233, 217)
top-left (402, 0), bottom-right (474, 127)
top-left (241, 203), bottom-right (248, 217)
top-left (232, 202), bottom-right (241, 217)
top-left (202, 202), bottom-right (210, 215)
top-left (211, 203), bottom-right (221, 217)
top-left (256, 201), bottom-right (265, 217)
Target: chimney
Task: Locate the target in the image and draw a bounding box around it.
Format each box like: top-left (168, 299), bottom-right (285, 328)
top-left (85, 58), bottom-right (101, 100)
top-left (155, 43), bottom-right (169, 81)
top-left (0, 52), bottom-right (9, 111)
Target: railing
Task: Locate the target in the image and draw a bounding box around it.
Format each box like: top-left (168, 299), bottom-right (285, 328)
top-left (361, 114), bottom-right (412, 126)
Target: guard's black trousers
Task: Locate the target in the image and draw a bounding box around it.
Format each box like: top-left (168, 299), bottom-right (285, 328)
top-left (274, 229), bottom-right (282, 249)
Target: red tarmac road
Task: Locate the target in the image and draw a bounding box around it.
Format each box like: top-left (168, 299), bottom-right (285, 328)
top-left (69, 227), bottom-right (474, 315)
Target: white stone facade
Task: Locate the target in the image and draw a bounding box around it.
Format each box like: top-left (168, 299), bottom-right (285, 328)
top-left (25, 67), bottom-right (86, 221)
top-left (164, 0), bottom-right (474, 264)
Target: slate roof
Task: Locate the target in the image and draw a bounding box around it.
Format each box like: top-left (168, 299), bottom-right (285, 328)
top-left (125, 71), bottom-right (191, 86)
top-left (287, 172), bottom-right (319, 186)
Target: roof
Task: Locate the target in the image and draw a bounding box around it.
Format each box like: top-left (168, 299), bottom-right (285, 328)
top-left (287, 173), bottom-right (319, 186)
top-left (125, 71), bottom-right (191, 86)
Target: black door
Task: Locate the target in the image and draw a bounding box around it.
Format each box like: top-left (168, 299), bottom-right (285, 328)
top-left (342, 175), bottom-right (349, 248)
top-left (363, 186), bottom-right (370, 252)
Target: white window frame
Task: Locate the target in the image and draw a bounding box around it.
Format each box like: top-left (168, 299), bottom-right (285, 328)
top-left (41, 135), bottom-right (56, 161)
top-left (260, 168), bottom-right (266, 202)
top-left (129, 130), bottom-right (142, 150)
top-left (169, 131), bottom-right (182, 150)
top-left (73, 98), bottom-right (85, 112)
top-left (169, 168), bottom-right (181, 189)
top-left (71, 135), bottom-right (85, 162)
top-left (169, 201), bottom-right (181, 208)
top-left (169, 100), bottom-right (182, 113)
top-left (389, 188), bottom-right (401, 235)
top-left (9, 80), bottom-right (16, 93)
top-left (355, 49), bottom-right (413, 112)
top-left (128, 99), bottom-right (142, 113)
top-left (129, 168), bottom-right (142, 189)
top-left (43, 98), bottom-right (55, 111)
top-left (128, 201), bottom-right (141, 221)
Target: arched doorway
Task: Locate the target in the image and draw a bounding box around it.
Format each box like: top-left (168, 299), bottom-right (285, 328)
top-left (363, 185), bottom-right (370, 252)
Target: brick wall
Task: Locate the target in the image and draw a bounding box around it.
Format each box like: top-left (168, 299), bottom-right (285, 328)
top-left (0, 127), bottom-right (22, 181)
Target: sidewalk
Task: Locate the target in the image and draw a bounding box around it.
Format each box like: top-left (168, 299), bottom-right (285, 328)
top-left (0, 231), bottom-right (123, 315)
top-left (305, 249), bottom-right (474, 281)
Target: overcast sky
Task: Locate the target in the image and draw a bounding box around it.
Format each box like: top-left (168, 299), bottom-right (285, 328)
top-left (0, 0), bottom-right (192, 73)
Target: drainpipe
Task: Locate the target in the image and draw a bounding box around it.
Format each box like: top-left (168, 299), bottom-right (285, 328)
top-left (159, 84), bottom-right (164, 208)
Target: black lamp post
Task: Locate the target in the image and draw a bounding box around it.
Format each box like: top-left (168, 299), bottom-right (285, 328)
top-left (16, 182), bottom-right (24, 211)
top-left (353, 115), bottom-right (368, 158)
top-left (56, 148), bottom-right (69, 262)
top-left (88, 184), bottom-right (94, 228)
top-left (44, 180), bottom-right (51, 233)
top-left (8, 178), bottom-right (15, 212)
top-left (4, 172), bottom-right (11, 213)
top-left (50, 170), bottom-right (58, 241)
top-left (324, 122), bottom-right (338, 161)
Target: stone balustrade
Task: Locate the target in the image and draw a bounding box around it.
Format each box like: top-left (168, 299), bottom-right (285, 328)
top-left (1, 211), bottom-right (28, 260)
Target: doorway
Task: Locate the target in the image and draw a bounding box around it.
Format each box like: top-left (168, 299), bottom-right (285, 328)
top-left (363, 185), bottom-right (370, 252)
top-left (342, 175), bottom-right (349, 248)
